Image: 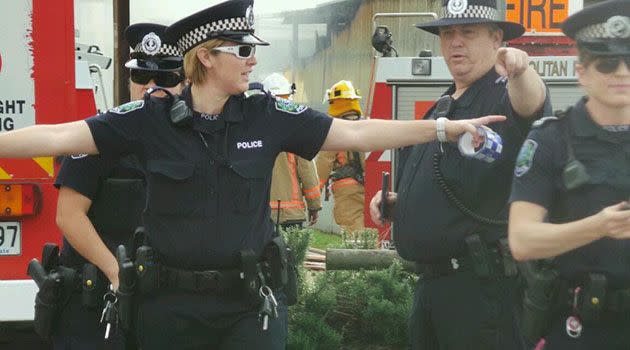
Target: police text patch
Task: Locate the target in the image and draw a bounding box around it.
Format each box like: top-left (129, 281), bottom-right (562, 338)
top-left (274, 98), bottom-right (307, 115)
top-left (514, 139), bottom-right (538, 177)
top-left (109, 100), bottom-right (144, 115)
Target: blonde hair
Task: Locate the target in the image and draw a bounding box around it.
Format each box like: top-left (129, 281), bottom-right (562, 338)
top-left (184, 39), bottom-right (225, 85)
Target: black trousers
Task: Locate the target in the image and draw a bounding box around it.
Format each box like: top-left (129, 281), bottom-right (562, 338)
top-left (408, 269), bottom-right (525, 350)
top-left (136, 288), bottom-right (288, 350)
top-left (52, 293), bottom-right (127, 350)
top-left (538, 312), bottom-right (630, 350)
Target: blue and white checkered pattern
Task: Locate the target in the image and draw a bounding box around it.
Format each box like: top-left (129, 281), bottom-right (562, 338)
top-left (475, 128), bottom-right (503, 163)
top-left (177, 17), bottom-right (251, 53)
top-left (576, 16), bottom-right (630, 41)
top-left (133, 43), bottom-right (181, 57)
top-left (440, 5), bottom-right (498, 20)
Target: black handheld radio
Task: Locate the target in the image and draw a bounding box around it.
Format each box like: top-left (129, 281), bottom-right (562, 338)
top-left (380, 171), bottom-right (390, 221)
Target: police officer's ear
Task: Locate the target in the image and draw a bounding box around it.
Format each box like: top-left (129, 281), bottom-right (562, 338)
top-left (196, 47), bottom-right (214, 69)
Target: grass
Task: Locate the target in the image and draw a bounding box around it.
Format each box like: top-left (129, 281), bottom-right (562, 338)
top-left (309, 229), bottom-right (342, 250)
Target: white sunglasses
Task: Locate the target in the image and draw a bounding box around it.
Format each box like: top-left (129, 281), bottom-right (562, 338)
top-left (212, 45), bottom-right (256, 59)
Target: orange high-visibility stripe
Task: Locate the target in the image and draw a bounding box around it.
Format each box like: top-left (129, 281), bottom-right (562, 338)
top-left (269, 200), bottom-right (306, 209)
top-left (303, 185), bottom-right (321, 200)
top-left (331, 177), bottom-right (360, 190)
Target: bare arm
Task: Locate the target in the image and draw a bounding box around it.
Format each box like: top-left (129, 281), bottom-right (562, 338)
top-left (495, 47), bottom-right (546, 119)
top-left (508, 201), bottom-right (630, 261)
top-left (321, 115), bottom-right (505, 152)
top-left (56, 187), bottom-right (119, 289)
top-left (0, 121), bottom-right (98, 158)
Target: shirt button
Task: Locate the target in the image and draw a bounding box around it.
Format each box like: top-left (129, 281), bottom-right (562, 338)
top-left (209, 189), bottom-right (216, 196)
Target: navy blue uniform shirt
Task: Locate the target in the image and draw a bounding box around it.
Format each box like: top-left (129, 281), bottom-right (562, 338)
top-left (55, 154), bottom-right (144, 268)
top-left (85, 86), bottom-right (332, 269)
top-left (394, 68), bottom-right (551, 262)
top-left (509, 98), bottom-right (630, 287)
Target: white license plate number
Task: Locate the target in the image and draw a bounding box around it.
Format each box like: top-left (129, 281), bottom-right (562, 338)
top-left (0, 222), bottom-right (21, 255)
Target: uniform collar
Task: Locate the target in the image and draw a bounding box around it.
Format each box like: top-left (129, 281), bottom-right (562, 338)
top-left (182, 85), bottom-right (245, 123)
top-left (570, 97), bottom-right (599, 138)
top-left (445, 68), bottom-right (501, 109)
top-left (570, 97), bottom-right (630, 144)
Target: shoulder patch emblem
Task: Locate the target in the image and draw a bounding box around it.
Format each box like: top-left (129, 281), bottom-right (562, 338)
top-left (532, 116), bottom-right (558, 128)
top-left (274, 98), bottom-right (307, 115)
top-left (514, 139), bottom-right (538, 177)
top-left (109, 100), bottom-right (144, 115)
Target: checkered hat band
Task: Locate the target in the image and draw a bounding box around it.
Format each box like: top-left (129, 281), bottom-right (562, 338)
top-left (178, 17), bottom-right (251, 52)
top-left (440, 5), bottom-right (498, 20)
top-left (133, 43), bottom-right (181, 57)
top-left (577, 22), bottom-right (630, 40)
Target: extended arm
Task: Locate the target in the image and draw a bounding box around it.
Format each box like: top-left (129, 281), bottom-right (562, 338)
top-left (0, 121), bottom-right (98, 158)
top-left (321, 115), bottom-right (505, 152)
top-left (495, 47), bottom-right (547, 119)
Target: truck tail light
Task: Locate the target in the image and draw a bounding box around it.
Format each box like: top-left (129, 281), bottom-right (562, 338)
top-left (0, 184), bottom-right (42, 217)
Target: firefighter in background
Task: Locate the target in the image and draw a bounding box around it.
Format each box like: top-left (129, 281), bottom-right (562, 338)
top-left (316, 80), bottom-right (366, 234)
top-left (262, 73), bottom-right (322, 229)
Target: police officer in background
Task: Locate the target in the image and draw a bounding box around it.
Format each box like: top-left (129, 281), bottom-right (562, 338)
top-left (0, 0), bottom-right (507, 348)
top-left (52, 23), bottom-right (184, 349)
top-left (509, 0), bottom-right (630, 348)
top-left (369, 0), bottom-right (550, 348)
top-left (317, 80), bottom-right (366, 235)
top-left (262, 73), bottom-right (321, 229)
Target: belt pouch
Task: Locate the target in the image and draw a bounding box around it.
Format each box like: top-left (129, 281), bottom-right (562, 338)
top-left (82, 263), bottom-right (101, 308)
top-left (464, 234), bottom-right (493, 278)
top-left (135, 245), bottom-right (159, 294)
top-left (578, 273), bottom-right (607, 323)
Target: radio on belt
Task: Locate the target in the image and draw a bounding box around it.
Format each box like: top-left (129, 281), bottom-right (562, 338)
top-left (458, 126), bottom-right (503, 163)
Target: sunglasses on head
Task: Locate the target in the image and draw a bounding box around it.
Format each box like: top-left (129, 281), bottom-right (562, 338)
top-left (592, 56), bottom-right (630, 74)
top-left (130, 69), bottom-right (184, 87)
top-left (212, 45), bottom-right (256, 59)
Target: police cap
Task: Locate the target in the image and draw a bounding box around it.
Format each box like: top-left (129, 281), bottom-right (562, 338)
top-left (562, 0), bottom-right (630, 56)
top-left (166, 0), bottom-right (269, 56)
top-left (415, 0), bottom-right (525, 41)
top-left (124, 23), bottom-right (183, 71)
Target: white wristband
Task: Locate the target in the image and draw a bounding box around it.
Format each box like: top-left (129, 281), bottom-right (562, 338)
top-left (436, 117), bottom-right (448, 143)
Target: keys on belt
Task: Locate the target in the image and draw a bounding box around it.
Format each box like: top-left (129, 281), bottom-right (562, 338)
top-left (258, 285), bottom-right (278, 331)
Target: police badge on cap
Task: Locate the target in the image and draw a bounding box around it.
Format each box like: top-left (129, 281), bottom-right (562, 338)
top-left (415, 0), bottom-right (525, 41)
top-left (562, 0), bottom-right (630, 55)
top-left (166, 0), bottom-right (269, 55)
top-left (124, 23), bottom-right (183, 71)
top-left (141, 32), bottom-right (162, 56)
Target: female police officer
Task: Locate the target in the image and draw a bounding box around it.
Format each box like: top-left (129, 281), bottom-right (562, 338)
top-left (509, 0), bottom-right (630, 348)
top-left (52, 23), bottom-right (184, 350)
top-left (0, 0), bottom-right (504, 348)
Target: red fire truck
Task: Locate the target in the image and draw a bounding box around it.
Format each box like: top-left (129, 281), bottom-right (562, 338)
top-left (0, 0), bottom-right (107, 340)
top-left (364, 1), bottom-right (584, 247)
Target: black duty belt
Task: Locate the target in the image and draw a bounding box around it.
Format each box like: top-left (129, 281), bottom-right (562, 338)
top-left (561, 283), bottom-right (630, 314)
top-left (415, 256), bottom-right (472, 279)
top-left (415, 244), bottom-right (515, 280)
top-left (159, 265), bottom-right (242, 293)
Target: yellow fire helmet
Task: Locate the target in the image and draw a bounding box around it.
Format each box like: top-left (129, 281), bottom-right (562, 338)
top-left (324, 80), bottom-right (362, 118)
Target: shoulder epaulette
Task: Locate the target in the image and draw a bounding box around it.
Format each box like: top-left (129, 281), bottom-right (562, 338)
top-left (245, 82), bottom-right (266, 98)
top-left (532, 116), bottom-right (559, 128)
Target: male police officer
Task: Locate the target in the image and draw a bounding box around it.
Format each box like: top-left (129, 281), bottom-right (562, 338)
top-left (51, 24), bottom-right (183, 349)
top-left (317, 80), bottom-right (366, 235)
top-left (509, 0), bottom-right (630, 348)
top-left (369, 0), bottom-right (550, 348)
top-left (262, 73), bottom-right (321, 229)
